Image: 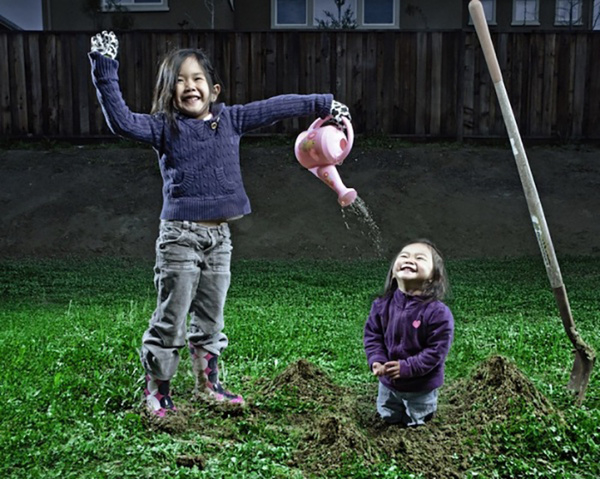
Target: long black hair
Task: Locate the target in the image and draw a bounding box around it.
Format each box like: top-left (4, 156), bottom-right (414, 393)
top-left (151, 48), bottom-right (222, 127)
top-left (380, 239), bottom-right (450, 302)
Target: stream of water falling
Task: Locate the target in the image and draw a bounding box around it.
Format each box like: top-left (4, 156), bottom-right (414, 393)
top-left (341, 196), bottom-right (385, 258)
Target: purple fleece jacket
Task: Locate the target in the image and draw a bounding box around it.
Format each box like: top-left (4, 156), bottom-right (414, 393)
top-left (88, 51), bottom-right (333, 221)
top-left (363, 288), bottom-right (454, 393)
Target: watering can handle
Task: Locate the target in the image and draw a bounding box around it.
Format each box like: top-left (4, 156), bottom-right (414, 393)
top-left (308, 116), bottom-right (327, 131)
top-left (340, 116), bottom-right (354, 160)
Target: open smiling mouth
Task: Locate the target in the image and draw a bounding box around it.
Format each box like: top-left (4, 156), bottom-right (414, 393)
top-left (182, 95), bottom-right (201, 104)
top-left (400, 265), bottom-right (417, 273)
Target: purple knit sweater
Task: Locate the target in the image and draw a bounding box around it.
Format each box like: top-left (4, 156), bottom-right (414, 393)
top-left (89, 51), bottom-right (333, 221)
top-left (364, 289), bottom-right (454, 393)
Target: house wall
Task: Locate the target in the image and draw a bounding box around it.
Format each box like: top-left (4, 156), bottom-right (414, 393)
top-left (42, 0), bottom-right (235, 31)
top-left (232, 0), bottom-right (597, 31)
top-left (234, 1), bottom-right (270, 31)
top-left (463, 0), bottom-right (596, 31)
top-left (41, 0), bottom-right (597, 31)
top-left (401, 0), bottom-right (463, 30)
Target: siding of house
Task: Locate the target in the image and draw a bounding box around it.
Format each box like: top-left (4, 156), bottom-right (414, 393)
top-left (41, 1), bottom-right (598, 32)
top-left (42, 0), bottom-right (235, 31)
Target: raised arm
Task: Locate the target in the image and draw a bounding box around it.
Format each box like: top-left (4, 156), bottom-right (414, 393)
top-left (228, 94), bottom-right (351, 134)
top-left (89, 32), bottom-right (164, 145)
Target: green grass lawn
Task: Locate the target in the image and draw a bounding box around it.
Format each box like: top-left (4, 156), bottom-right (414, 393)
top-left (0, 257), bottom-right (598, 478)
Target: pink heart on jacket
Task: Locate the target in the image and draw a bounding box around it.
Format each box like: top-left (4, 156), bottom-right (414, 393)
top-left (412, 320), bottom-right (421, 329)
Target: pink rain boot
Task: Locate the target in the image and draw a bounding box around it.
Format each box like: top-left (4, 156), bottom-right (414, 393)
top-left (189, 344), bottom-right (244, 405)
top-left (144, 374), bottom-right (176, 417)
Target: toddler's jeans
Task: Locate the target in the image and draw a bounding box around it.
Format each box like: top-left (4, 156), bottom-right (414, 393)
top-left (376, 382), bottom-right (438, 426)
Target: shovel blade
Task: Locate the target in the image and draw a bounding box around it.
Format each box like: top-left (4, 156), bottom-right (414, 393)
top-left (568, 350), bottom-right (595, 404)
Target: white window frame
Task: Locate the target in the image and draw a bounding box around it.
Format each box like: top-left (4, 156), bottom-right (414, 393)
top-left (468, 0), bottom-right (497, 26)
top-left (101, 0), bottom-right (169, 12)
top-left (512, 0), bottom-right (540, 26)
top-left (272, 0), bottom-right (400, 29)
top-left (555, 0), bottom-right (583, 26)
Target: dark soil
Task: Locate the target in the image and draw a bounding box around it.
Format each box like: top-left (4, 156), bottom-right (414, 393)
top-left (141, 356), bottom-right (561, 478)
top-left (1, 142), bottom-right (600, 260)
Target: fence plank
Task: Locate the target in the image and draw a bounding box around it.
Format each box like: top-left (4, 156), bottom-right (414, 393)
top-left (528, 34), bottom-right (545, 137)
top-left (507, 34), bottom-right (525, 135)
top-left (430, 32), bottom-right (442, 136)
top-left (69, 34), bottom-right (87, 136)
top-left (585, 33), bottom-right (600, 138)
top-left (42, 35), bottom-right (59, 135)
top-left (392, 34), bottom-right (402, 134)
top-left (9, 34), bottom-right (28, 135)
top-left (346, 32), bottom-right (363, 128)
top-left (555, 33), bottom-right (574, 139)
top-left (541, 34), bottom-right (556, 137)
top-left (25, 35), bottom-right (43, 136)
top-left (572, 34), bottom-right (588, 139)
top-left (492, 33), bottom-right (507, 135)
top-left (475, 32), bottom-right (490, 137)
top-left (250, 32), bottom-right (264, 102)
top-left (264, 32), bottom-right (277, 100)
top-left (56, 34), bottom-right (74, 136)
top-left (415, 33), bottom-right (428, 135)
top-left (232, 32), bottom-right (247, 104)
top-left (363, 32), bottom-right (377, 133)
top-left (0, 34), bottom-right (10, 136)
top-left (462, 33), bottom-right (475, 137)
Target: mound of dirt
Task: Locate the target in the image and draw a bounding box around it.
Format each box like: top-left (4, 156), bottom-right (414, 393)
top-left (263, 359), bottom-right (378, 472)
top-left (138, 356), bottom-right (560, 477)
top-left (445, 354), bottom-right (556, 422)
top-left (261, 358), bottom-right (345, 405)
top-left (263, 356), bottom-right (557, 478)
top-left (366, 355), bottom-right (558, 477)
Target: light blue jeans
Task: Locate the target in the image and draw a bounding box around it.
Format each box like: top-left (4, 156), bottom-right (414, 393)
top-left (140, 220), bottom-right (232, 381)
top-left (376, 382), bottom-right (438, 426)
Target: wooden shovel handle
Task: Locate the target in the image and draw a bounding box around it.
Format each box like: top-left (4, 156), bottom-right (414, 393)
top-left (468, 0), bottom-right (502, 84)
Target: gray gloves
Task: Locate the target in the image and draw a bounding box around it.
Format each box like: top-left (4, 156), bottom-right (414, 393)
top-left (329, 99), bottom-right (352, 130)
top-left (90, 31), bottom-right (119, 60)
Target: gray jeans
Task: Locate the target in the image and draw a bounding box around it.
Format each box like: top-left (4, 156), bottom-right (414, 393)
top-left (376, 382), bottom-right (438, 426)
top-left (140, 220), bottom-right (232, 380)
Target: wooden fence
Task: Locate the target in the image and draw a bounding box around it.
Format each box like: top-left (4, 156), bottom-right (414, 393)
top-left (1, 30), bottom-right (599, 141)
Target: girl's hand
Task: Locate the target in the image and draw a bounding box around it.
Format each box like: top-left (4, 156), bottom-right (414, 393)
top-left (372, 362), bottom-right (386, 377)
top-left (329, 100), bottom-right (352, 130)
top-left (383, 360), bottom-right (401, 379)
top-left (90, 31), bottom-right (119, 60)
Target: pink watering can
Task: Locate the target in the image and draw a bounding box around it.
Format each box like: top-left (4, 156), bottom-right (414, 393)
top-left (294, 116), bottom-right (357, 207)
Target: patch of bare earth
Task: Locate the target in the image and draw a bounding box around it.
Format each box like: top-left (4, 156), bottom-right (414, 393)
top-left (265, 356), bottom-right (557, 477)
top-left (139, 356), bottom-right (560, 477)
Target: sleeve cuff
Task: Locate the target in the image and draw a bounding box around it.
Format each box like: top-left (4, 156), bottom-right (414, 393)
top-left (368, 355), bottom-right (388, 369)
top-left (88, 51), bottom-right (119, 78)
top-left (318, 94), bottom-right (334, 119)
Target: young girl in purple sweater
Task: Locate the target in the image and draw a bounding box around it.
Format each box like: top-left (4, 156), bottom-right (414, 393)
top-left (364, 239), bottom-right (454, 426)
top-left (89, 31), bottom-right (351, 416)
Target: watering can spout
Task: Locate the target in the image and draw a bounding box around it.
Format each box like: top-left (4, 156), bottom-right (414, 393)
top-left (310, 165), bottom-right (357, 207)
top-left (294, 116), bottom-right (357, 207)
